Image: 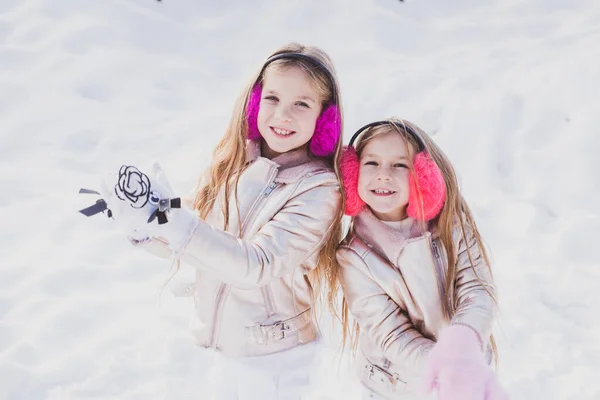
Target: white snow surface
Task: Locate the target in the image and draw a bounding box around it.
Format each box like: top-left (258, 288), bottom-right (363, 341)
top-left (1, 0), bottom-right (599, 399)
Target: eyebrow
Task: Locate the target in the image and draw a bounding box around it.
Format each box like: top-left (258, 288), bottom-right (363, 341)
top-left (363, 153), bottom-right (409, 160)
top-left (298, 96), bottom-right (317, 103)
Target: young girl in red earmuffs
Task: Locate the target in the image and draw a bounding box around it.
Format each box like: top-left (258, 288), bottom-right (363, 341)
top-left (336, 119), bottom-right (509, 400)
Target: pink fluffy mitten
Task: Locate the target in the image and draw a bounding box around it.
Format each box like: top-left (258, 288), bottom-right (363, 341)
top-left (421, 325), bottom-right (509, 400)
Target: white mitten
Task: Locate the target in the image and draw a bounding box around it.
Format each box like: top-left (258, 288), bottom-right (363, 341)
top-left (100, 163), bottom-right (198, 252)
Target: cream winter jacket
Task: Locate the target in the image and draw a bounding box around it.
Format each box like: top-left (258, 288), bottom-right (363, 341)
top-left (337, 210), bottom-right (496, 398)
top-left (136, 141), bottom-right (341, 357)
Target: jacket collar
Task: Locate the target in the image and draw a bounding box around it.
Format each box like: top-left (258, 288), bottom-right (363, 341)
top-left (246, 140), bottom-right (330, 184)
top-left (353, 208), bottom-right (426, 265)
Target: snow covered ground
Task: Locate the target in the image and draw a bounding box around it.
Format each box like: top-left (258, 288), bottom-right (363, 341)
top-left (1, 0), bottom-right (599, 398)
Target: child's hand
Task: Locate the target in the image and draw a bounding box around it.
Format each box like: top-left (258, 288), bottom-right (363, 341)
top-left (421, 325), bottom-right (509, 400)
top-left (100, 163), bottom-right (168, 231)
top-left (100, 163), bottom-right (197, 252)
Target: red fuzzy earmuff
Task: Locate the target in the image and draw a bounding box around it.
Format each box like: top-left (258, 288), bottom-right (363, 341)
top-left (341, 120), bottom-right (446, 221)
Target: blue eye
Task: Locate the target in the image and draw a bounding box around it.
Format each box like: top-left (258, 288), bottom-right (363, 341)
top-left (263, 95), bottom-right (278, 101)
top-left (296, 101), bottom-right (310, 108)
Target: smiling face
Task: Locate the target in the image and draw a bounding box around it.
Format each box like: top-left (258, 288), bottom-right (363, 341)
top-left (357, 132), bottom-right (415, 221)
top-left (257, 66), bottom-right (323, 159)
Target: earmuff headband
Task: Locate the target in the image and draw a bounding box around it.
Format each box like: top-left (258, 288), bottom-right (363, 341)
top-left (258, 52), bottom-right (339, 105)
top-left (348, 120), bottom-right (426, 152)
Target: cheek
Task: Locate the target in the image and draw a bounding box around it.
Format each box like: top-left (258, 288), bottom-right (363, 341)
top-left (396, 171), bottom-right (411, 200)
top-left (310, 108), bottom-right (321, 123)
top-left (357, 167), bottom-right (371, 196)
top-left (298, 110), bottom-right (319, 132)
top-left (397, 170), bottom-right (410, 185)
top-left (257, 103), bottom-right (272, 124)
top-left (257, 108), bottom-right (265, 125)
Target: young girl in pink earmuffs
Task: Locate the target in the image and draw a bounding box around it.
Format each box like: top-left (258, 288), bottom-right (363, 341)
top-left (94, 43), bottom-right (346, 399)
top-left (335, 119), bottom-right (509, 400)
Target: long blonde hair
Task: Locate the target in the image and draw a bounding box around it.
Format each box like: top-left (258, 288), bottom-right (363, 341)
top-left (338, 118), bottom-right (499, 363)
top-left (193, 42), bottom-right (346, 317)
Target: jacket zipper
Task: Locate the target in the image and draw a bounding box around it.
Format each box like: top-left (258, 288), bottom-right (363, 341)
top-left (209, 283), bottom-right (228, 349)
top-left (240, 167), bottom-right (279, 236)
top-left (431, 239), bottom-right (451, 320)
top-left (253, 174), bottom-right (279, 319)
top-left (209, 166), bottom-right (279, 349)
top-left (432, 239), bottom-right (440, 259)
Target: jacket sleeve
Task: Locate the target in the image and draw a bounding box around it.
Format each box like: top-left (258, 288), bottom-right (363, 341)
top-left (450, 226), bottom-right (498, 347)
top-left (177, 177), bottom-right (341, 287)
top-left (337, 246), bottom-right (435, 373)
top-left (129, 236), bottom-right (172, 259)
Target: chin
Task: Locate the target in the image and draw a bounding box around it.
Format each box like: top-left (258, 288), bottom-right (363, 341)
top-left (372, 207), bottom-right (395, 215)
top-left (270, 144), bottom-right (294, 153)
top-left (369, 203), bottom-right (406, 215)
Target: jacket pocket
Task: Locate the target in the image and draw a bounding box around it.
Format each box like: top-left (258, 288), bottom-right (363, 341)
top-left (262, 284), bottom-right (277, 318)
top-left (246, 308), bottom-right (311, 345)
top-left (357, 351), bottom-right (407, 395)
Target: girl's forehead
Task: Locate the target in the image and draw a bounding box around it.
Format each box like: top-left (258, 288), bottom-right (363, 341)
top-left (263, 65), bottom-right (308, 84)
top-left (362, 133), bottom-right (412, 157)
top-left (262, 66), bottom-right (319, 94)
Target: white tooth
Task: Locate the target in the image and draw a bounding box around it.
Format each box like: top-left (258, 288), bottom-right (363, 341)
top-left (274, 127), bottom-right (292, 135)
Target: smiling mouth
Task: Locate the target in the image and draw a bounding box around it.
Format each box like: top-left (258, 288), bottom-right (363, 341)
top-left (270, 126), bottom-right (296, 137)
top-left (371, 189), bottom-right (396, 196)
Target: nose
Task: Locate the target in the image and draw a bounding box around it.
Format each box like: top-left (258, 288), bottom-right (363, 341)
top-left (376, 166), bottom-right (392, 181)
top-left (275, 103), bottom-right (293, 123)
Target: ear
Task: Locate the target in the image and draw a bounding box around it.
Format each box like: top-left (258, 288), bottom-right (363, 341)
top-left (341, 146), bottom-right (365, 216)
top-left (407, 152), bottom-right (446, 221)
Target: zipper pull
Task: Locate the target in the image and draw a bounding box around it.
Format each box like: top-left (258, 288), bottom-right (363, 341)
top-left (432, 240), bottom-right (440, 259)
top-left (264, 182), bottom-right (277, 197)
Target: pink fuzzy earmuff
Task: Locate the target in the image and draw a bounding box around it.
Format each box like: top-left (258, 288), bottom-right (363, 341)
top-left (341, 145), bottom-right (364, 216)
top-left (406, 151), bottom-right (447, 221)
top-left (247, 84), bottom-right (262, 141)
top-left (341, 120), bottom-right (446, 221)
top-left (245, 53), bottom-right (341, 157)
